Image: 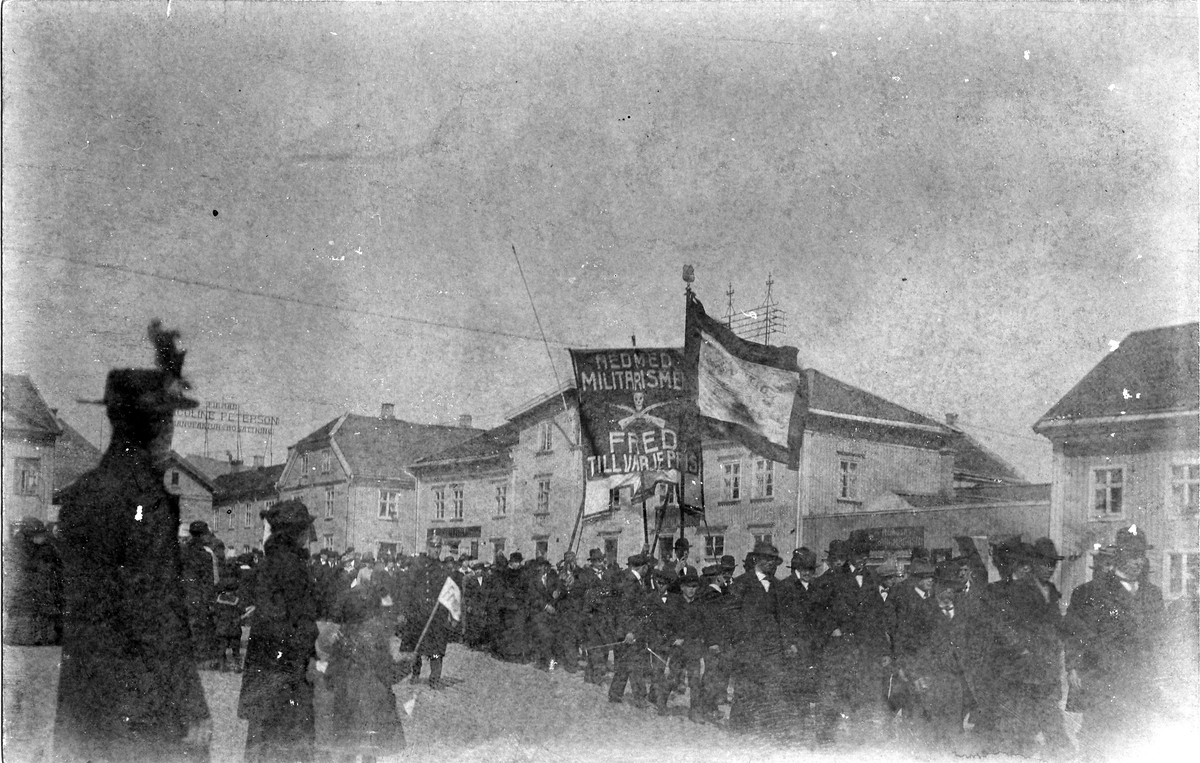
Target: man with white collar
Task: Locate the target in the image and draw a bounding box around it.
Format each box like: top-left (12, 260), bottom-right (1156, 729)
top-left (777, 547), bottom-right (825, 736)
top-left (1066, 525), bottom-right (1165, 758)
top-left (726, 542), bottom-right (785, 732)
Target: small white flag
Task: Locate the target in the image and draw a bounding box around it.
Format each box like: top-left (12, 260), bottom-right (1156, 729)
top-left (437, 576), bottom-right (462, 622)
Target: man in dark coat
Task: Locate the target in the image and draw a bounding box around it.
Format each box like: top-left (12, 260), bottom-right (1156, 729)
top-left (608, 553), bottom-right (655, 707)
top-left (401, 555), bottom-right (457, 688)
top-left (53, 322), bottom-right (212, 763)
top-left (181, 520), bottom-right (220, 668)
top-left (238, 500), bottom-right (320, 763)
top-left (578, 548), bottom-right (615, 685)
top-left (726, 541), bottom-right (786, 733)
top-left (3, 517), bottom-right (63, 646)
top-left (776, 547), bottom-right (825, 734)
top-left (651, 568), bottom-right (707, 718)
top-left (527, 556), bottom-right (564, 670)
top-left (1066, 525), bottom-right (1165, 759)
top-left (975, 540), bottom-right (1068, 757)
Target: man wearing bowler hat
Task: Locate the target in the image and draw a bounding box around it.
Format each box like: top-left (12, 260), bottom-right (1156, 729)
top-left (1065, 525), bottom-right (1165, 757)
top-left (182, 519), bottom-right (221, 669)
top-left (726, 541), bottom-right (786, 732)
top-left (53, 321), bottom-right (212, 762)
top-left (777, 547), bottom-right (825, 735)
top-left (578, 548), bottom-right (614, 684)
top-left (608, 553), bottom-right (655, 706)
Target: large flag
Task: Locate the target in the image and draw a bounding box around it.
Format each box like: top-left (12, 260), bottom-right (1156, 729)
top-left (684, 293), bottom-right (806, 467)
top-left (570, 348), bottom-right (699, 517)
top-left (437, 576), bottom-right (462, 621)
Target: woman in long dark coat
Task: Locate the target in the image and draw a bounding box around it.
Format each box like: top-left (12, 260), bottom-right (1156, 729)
top-left (326, 581), bottom-right (407, 762)
top-left (238, 500), bottom-right (320, 763)
top-left (3, 517), bottom-right (63, 646)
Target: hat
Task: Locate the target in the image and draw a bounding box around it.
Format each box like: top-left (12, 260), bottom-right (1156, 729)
top-left (83, 321), bottom-right (199, 414)
top-left (534, 556), bottom-right (552, 567)
top-left (261, 499), bottom-right (314, 529)
top-left (719, 555), bottom-right (737, 571)
top-left (750, 541), bottom-right (783, 564)
top-left (701, 564), bottom-right (722, 577)
top-left (15, 517), bottom-right (47, 536)
top-left (789, 547), bottom-right (818, 570)
top-left (826, 539), bottom-right (848, 559)
top-left (587, 548), bottom-right (606, 562)
top-left (189, 520), bottom-right (210, 536)
top-left (494, 552), bottom-right (509, 566)
top-left (846, 531), bottom-right (873, 558)
top-left (1090, 544), bottom-right (1117, 568)
top-left (1113, 524), bottom-right (1152, 556)
top-left (908, 559), bottom-right (936, 578)
top-left (1031, 538), bottom-right (1064, 562)
top-left (562, 550), bottom-right (577, 561)
top-left (627, 553), bottom-right (652, 567)
top-left (507, 552), bottom-right (524, 565)
top-left (876, 558), bottom-right (904, 578)
top-left (674, 537), bottom-right (690, 551)
top-left (678, 568), bottom-right (702, 586)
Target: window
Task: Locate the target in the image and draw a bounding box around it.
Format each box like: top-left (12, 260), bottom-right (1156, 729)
top-left (609, 487), bottom-right (623, 511)
top-left (838, 458), bottom-right (860, 501)
top-left (753, 532), bottom-right (773, 547)
top-left (705, 535), bottom-right (725, 559)
top-left (492, 538), bottom-right (506, 556)
top-left (536, 478), bottom-right (551, 514)
top-left (244, 507), bottom-right (251, 529)
top-left (657, 537), bottom-right (674, 562)
top-left (14, 458), bottom-right (40, 496)
top-left (1171, 464), bottom-right (1200, 515)
top-left (378, 489), bottom-right (400, 521)
top-left (753, 459), bottom-right (774, 499)
top-left (300, 453), bottom-right (310, 480)
top-left (171, 471), bottom-right (180, 487)
top-left (535, 539), bottom-right (549, 559)
top-left (323, 534), bottom-right (335, 550)
top-left (433, 487), bottom-right (446, 520)
top-left (226, 508), bottom-right (235, 530)
top-left (721, 461), bottom-right (741, 502)
top-left (537, 420), bottom-right (553, 452)
top-left (1092, 467), bottom-right (1124, 515)
top-left (451, 484), bottom-right (464, 520)
top-left (494, 483), bottom-right (508, 516)
top-left (325, 489), bottom-right (335, 519)
top-left (446, 541), bottom-right (461, 557)
top-left (321, 452), bottom-right (332, 475)
top-left (379, 542), bottom-right (398, 557)
top-left (469, 540), bottom-right (479, 558)
top-left (604, 537), bottom-right (619, 562)
top-left (1166, 552), bottom-right (1200, 597)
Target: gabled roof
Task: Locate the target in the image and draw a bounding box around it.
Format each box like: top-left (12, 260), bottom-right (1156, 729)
top-left (945, 427), bottom-right (1026, 484)
top-left (1036, 323), bottom-right (1199, 427)
top-left (164, 452), bottom-right (217, 493)
top-left (2, 374), bottom-right (63, 438)
top-left (213, 464), bottom-right (286, 504)
top-left (293, 413), bottom-right (483, 480)
top-left (412, 421), bottom-right (521, 469)
top-left (807, 370), bottom-right (947, 431)
top-left (54, 417), bottom-right (102, 491)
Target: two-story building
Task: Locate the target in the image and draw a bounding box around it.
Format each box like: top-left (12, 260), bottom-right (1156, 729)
top-left (277, 403), bottom-right (481, 556)
top-left (2, 374), bottom-right (62, 531)
top-left (413, 368), bottom-right (1042, 570)
top-left (212, 461), bottom-right (286, 553)
top-left (1034, 323), bottom-right (1199, 599)
top-left (163, 452), bottom-right (217, 538)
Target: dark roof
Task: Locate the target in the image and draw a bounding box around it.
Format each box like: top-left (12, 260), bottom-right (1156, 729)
top-left (2, 374), bottom-right (63, 438)
top-left (897, 482), bottom-right (1050, 508)
top-left (412, 421), bottom-right (520, 468)
top-left (297, 414), bottom-right (484, 479)
top-left (164, 452), bottom-right (217, 493)
top-left (1037, 323), bottom-right (1199, 425)
top-left (945, 427), bottom-right (1026, 484)
top-left (213, 464), bottom-right (286, 504)
top-left (808, 370), bottom-right (946, 430)
top-left (53, 417), bottom-right (102, 491)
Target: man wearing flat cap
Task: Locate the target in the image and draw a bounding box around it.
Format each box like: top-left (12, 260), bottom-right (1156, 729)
top-left (1065, 525), bottom-right (1165, 757)
top-left (53, 321), bottom-right (212, 762)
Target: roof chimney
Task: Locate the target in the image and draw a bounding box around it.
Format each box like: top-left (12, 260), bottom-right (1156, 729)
top-left (945, 413), bottom-right (959, 428)
top-left (381, 403), bottom-right (395, 420)
top-left (458, 413), bottom-right (473, 429)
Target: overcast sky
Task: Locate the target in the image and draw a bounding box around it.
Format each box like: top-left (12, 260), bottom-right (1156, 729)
top-left (3, 1), bottom-right (1197, 481)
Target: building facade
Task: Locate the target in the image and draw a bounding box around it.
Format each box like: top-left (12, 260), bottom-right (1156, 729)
top-left (1034, 323), bottom-right (1200, 599)
top-left (2, 374), bottom-right (62, 530)
top-left (277, 404), bottom-right (481, 556)
top-left (212, 463), bottom-right (285, 553)
top-left (163, 452), bottom-right (217, 538)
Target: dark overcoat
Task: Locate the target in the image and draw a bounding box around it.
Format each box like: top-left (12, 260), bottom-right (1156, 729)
top-left (53, 447), bottom-right (210, 763)
top-left (238, 534), bottom-right (319, 763)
